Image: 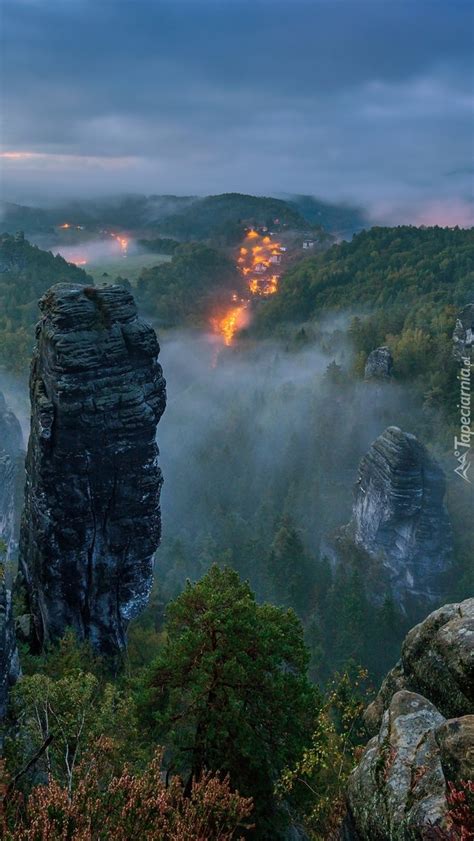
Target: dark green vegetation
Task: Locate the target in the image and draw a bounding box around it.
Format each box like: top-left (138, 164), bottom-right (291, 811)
top-left (154, 192), bottom-right (309, 243)
top-left (2, 222), bottom-right (473, 839)
top-left (0, 232), bottom-right (91, 373)
top-left (141, 566), bottom-right (316, 836)
top-left (257, 225), bottom-right (473, 326)
top-left (138, 236), bottom-right (181, 254)
top-left (5, 567), bottom-right (369, 840)
top-left (137, 241), bottom-right (242, 325)
top-left (255, 224), bottom-right (474, 417)
top-left (0, 195), bottom-right (197, 235)
top-left (1, 192), bottom-right (364, 240)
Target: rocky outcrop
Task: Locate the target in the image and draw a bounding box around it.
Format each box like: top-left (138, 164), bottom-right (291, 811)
top-left (19, 283), bottom-right (166, 656)
top-left (0, 391), bottom-right (24, 559)
top-left (0, 561), bottom-right (20, 737)
top-left (345, 599), bottom-right (474, 840)
top-left (324, 427), bottom-right (452, 614)
top-left (364, 346), bottom-right (393, 380)
top-left (364, 598), bottom-right (474, 735)
top-left (0, 392), bottom-right (23, 737)
top-left (453, 303), bottom-right (474, 361)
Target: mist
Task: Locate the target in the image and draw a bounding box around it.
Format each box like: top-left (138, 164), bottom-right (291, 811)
top-left (154, 325), bottom-right (427, 597)
top-left (0, 314), bottom-right (438, 602)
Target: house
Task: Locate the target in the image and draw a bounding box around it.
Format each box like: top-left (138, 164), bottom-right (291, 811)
top-left (303, 239), bottom-right (315, 249)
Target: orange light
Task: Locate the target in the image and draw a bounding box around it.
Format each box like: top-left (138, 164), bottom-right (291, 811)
top-left (249, 278), bottom-right (259, 294)
top-left (59, 223), bottom-right (70, 229)
top-left (212, 304), bottom-right (248, 346)
top-left (246, 229), bottom-right (259, 239)
top-left (68, 256), bottom-right (88, 266)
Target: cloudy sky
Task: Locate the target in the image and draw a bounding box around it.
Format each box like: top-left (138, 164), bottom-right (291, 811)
top-left (1, 0), bottom-right (473, 223)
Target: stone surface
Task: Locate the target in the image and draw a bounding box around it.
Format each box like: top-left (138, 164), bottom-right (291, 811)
top-left (325, 426), bottom-right (453, 614)
top-left (0, 392), bottom-right (23, 735)
top-left (19, 283), bottom-right (166, 656)
top-left (364, 346), bottom-right (393, 380)
top-left (364, 598), bottom-right (474, 735)
top-left (453, 303), bottom-right (474, 361)
top-left (346, 600), bottom-right (474, 840)
top-left (348, 691), bottom-right (448, 840)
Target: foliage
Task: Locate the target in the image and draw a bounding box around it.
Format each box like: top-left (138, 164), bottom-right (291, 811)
top-left (256, 226), bottom-right (473, 328)
top-left (0, 233), bottom-right (91, 373)
top-left (254, 226), bottom-right (471, 419)
top-left (136, 242), bottom-right (242, 325)
top-left (137, 237), bottom-right (181, 254)
top-left (142, 565), bottom-right (317, 838)
top-left (155, 192), bottom-right (308, 243)
top-left (7, 643), bottom-right (139, 793)
top-left (277, 667), bottom-right (371, 840)
top-left (1, 745), bottom-right (253, 841)
top-left (427, 781), bottom-right (474, 840)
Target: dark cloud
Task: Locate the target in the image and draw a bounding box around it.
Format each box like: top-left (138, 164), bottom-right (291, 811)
top-left (1, 0), bottom-right (473, 222)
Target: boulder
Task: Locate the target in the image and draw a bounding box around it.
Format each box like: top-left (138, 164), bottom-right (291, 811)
top-left (364, 598), bottom-right (474, 734)
top-left (346, 599), bottom-right (474, 840)
top-left (364, 346), bottom-right (393, 380)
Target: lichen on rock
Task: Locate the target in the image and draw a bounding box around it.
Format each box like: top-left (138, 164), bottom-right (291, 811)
top-left (345, 598), bottom-right (474, 840)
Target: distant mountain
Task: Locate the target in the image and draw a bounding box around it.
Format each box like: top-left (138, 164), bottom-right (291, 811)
top-left (153, 192), bottom-right (310, 243)
top-left (287, 194), bottom-right (369, 238)
top-left (1, 192), bottom-right (367, 240)
top-left (0, 195), bottom-right (198, 235)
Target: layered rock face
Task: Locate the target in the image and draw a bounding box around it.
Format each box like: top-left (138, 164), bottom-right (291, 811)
top-left (345, 598), bottom-right (474, 840)
top-left (0, 392), bottom-right (23, 735)
top-left (0, 391), bottom-right (24, 559)
top-left (364, 346), bottom-right (393, 380)
top-left (453, 303), bottom-right (474, 361)
top-left (19, 283), bottom-right (166, 656)
top-left (325, 426), bottom-right (452, 613)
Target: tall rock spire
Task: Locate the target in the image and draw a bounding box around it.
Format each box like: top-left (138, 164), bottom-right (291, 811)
top-left (19, 283), bottom-right (166, 656)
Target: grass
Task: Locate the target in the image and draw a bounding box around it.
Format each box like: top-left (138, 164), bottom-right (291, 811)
top-left (86, 253), bottom-right (171, 285)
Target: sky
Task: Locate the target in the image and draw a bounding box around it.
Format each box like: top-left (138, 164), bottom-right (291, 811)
top-left (1, 0), bottom-right (473, 224)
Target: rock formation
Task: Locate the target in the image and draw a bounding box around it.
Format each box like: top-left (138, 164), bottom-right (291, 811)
top-left (0, 392), bottom-right (23, 737)
top-left (344, 598), bottom-right (474, 840)
top-left (19, 283), bottom-right (166, 656)
top-left (364, 346), bottom-right (393, 380)
top-left (453, 303), bottom-right (474, 361)
top-left (323, 426), bottom-right (452, 614)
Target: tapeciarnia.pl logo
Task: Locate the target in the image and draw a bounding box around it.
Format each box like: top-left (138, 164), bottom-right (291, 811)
top-left (453, 356), bottom-right (472, 483)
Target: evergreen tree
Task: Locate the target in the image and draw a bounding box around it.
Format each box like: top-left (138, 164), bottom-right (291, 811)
top-left (143, 565), bottom-right (316, 838)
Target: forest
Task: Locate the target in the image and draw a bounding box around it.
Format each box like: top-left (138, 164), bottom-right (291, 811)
top-left (0, 220), bottom-right (473, 840)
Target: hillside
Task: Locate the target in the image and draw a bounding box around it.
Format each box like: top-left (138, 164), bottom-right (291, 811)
top-left (256, 225), bottom-right (474, 328)
top-left (154, 192), bottom-right (310, 243)
top-left (0, 232), bottom-right (91, 373)
top-left (288, 194), bottom-right (369, 238)
top-left (0, 195), bottom-right (198, 235)
top-left (137, 242), bottom-right (241, 326)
